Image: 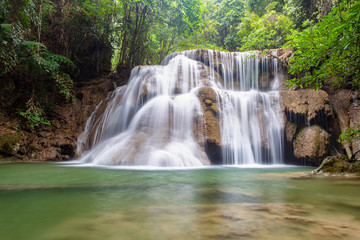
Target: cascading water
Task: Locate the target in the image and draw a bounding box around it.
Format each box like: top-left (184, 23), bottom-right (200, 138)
top-left (77, 49), bottom-right (284, 167)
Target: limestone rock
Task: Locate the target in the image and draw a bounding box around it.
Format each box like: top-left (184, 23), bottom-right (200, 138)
top-left (330, 90), bottom-right (352, 133)
top-left (285, 122), bottom-right (297, 142)
top-left (196, 86), bottom-right (222, 164)
top-left (330, 90), bottom-right (360, 160)
top-left (280, 89), bottom-right (333, 128)
top-left (191, 49), bottom-right (223, 70)
top-left (293, 125), bottom-right (330, 165)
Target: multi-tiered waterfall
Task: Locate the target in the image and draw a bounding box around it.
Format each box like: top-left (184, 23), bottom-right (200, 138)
top-left (77, 49), bottom-right (284, 167)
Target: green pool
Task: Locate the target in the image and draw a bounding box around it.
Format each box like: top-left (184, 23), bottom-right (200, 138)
top-left (0, 163), bottom-right (359, 240)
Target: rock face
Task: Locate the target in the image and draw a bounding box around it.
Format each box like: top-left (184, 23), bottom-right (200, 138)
top-left (280, 89), bottom-right (333, 165)
top-left (28, 77), bottom-right (119, 161)
top-left (196, 86), bottom-right (222, 164)
top-left (330, 90), bottom-right (360, 160)
top-left (280, 87), bottom-right (360, 165)
top-left (293, 126), bottom-right (330, 165)
top-left (0, 73), bottom-right (129, 162)
top-left (280, 89), bottom-right (333, 127)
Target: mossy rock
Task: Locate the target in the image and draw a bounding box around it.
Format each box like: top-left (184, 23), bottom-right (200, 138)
top-left (205, 99), bottom-right (212, 105)
top-left (0, 153), bottom-right (18, 162)
top-left (211, 104), bottom-right (219, 113)
top-left (312, 155), bottom-right (360, 175)
top-left (0, 131), bottom-right (24, 155)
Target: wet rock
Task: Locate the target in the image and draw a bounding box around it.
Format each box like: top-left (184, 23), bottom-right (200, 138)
top-left (293, 125), bottom-right (330, 165)
top-left (280, 89), bottom-right (333, 129)
top-left (192, 49), bottom-right (223, 70)
top-left (280, 89), bottom-right (333, 165)
top-left (312, 155), bottom-right (360, 175)
top-left (196, 86), bottom-right (222, 164)
top-left (285, 122), bottom-right (297, 142)
top-left (259, 74), bottom-right (271, 89)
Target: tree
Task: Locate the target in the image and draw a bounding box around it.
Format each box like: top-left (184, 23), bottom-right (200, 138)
top-left (285, 0), bottom-right (360, 90)
top-left (237, 2), bottom-right (294, 51)
top-left (0, 0), bottom-right (74, 127)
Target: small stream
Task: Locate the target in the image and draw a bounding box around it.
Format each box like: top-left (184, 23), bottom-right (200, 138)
top-left (0, 163), bottom-right (359, 240)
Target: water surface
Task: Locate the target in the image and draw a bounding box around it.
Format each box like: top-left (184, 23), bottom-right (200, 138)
top-left (0, 163), bottom-right (359, 240)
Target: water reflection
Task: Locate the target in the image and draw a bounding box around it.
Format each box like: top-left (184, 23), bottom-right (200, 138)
top-left (1, 164), bottom-right (360, 240)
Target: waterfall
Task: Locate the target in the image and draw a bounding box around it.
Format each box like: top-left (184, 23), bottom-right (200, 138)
top-left (77, 49), bottom-right (284, 167)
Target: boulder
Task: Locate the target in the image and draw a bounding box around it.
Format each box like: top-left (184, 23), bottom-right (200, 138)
top-left (293, 125), bottom-right (330, 165)
top-left (0, 131), bottom-right (24, 156)
top-left (280, 89), bottom-right (333, 129)
top-left (312, 155), bottom-right (360, 175)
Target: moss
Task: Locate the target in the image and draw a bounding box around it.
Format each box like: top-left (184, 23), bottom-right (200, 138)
top-left (211, 104), bottom-right (219, 113)
top-left (290, 122), bottom-right (297, 128)
top-left (312, 155), bottom-right (360, 175)
top-left (205, 99), bottom-right (212, 105)
top-left (295, 127), bottom-right (305, 141)
top-left (0, 132), bottom-right (24, 155)
top-left (314, 135), bottom-right (319, 155)
top-left (349, 161), bottom-right (360, 174)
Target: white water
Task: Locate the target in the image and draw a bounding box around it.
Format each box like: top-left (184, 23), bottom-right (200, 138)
top-left (77, 49), bottom-right (284, 167)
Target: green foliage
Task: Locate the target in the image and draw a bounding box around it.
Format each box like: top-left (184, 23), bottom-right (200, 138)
top-left (19, 107), bottom-right (50, 128)
top-left (237, 6), bottom-right (294, 51)
top-left (112, 0), bottom-right (205, 68)
top-left (0, 0), bottom-right (76, 127)
top-left (0, 24), bottom-right (18, 75)
top-left (211, 0), bottom-right (246, 50)
top-left (246, 0), bottom-right (280, 16)
top-left (285, 0), bottom-right (360, 90)
top-left (17, 41), bottom-right (75, 101)
top-left (338, 125), bottom-right (360, 145)
top-left (283, 0), bottom-right (307, 28)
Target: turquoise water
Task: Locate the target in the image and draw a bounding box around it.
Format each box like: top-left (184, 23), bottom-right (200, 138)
top-left (0, 163), bottom-right (359, 240)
